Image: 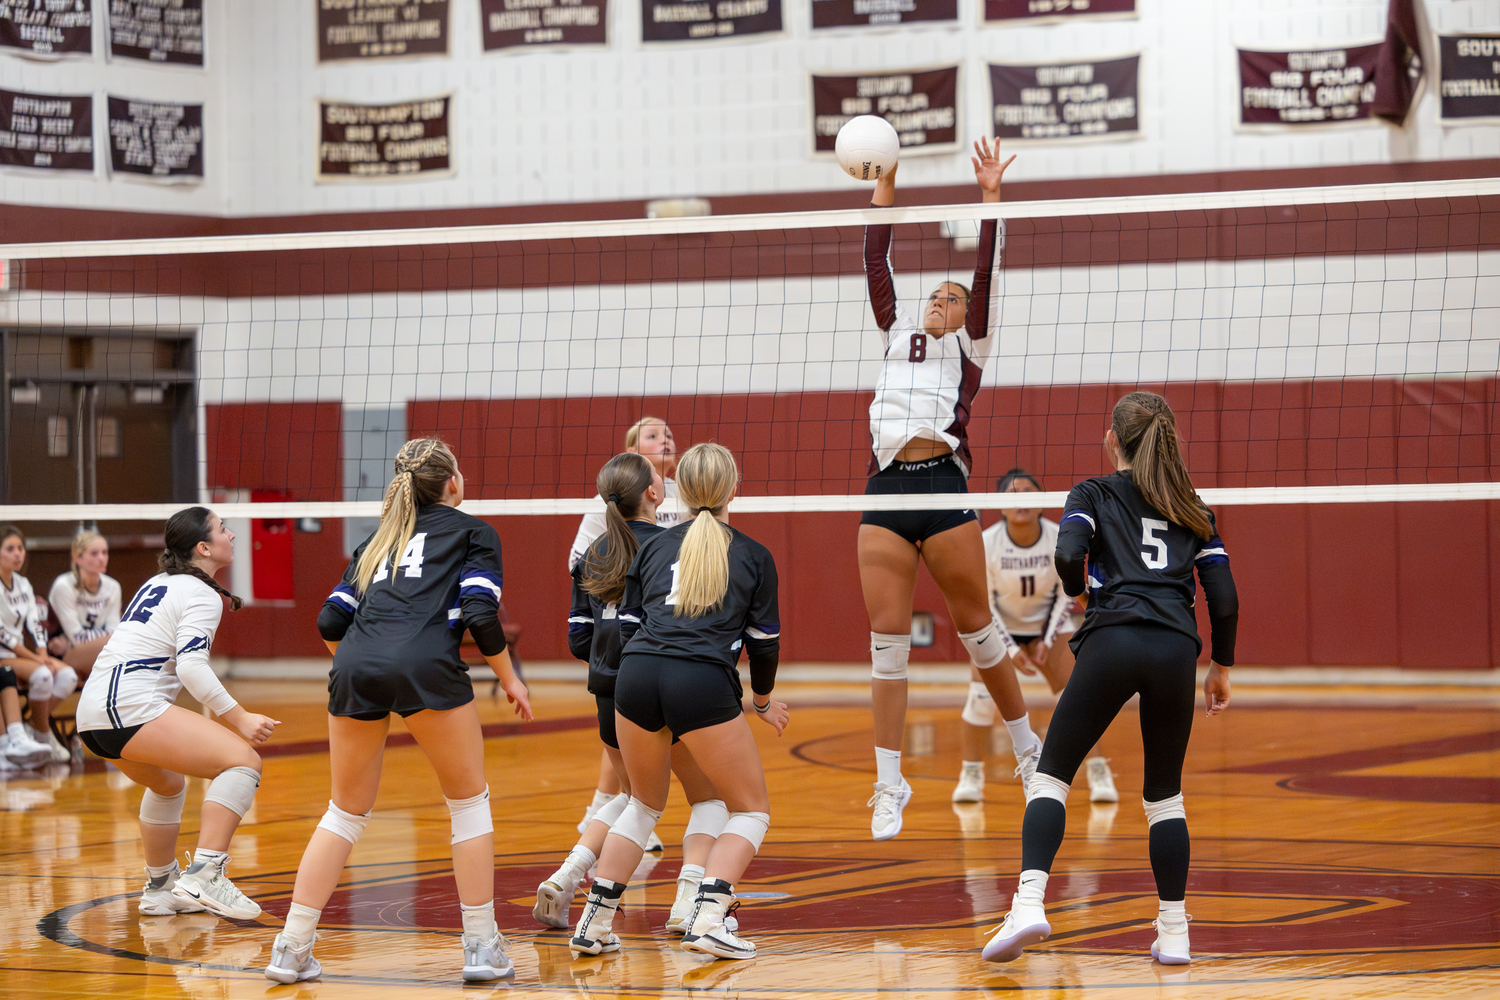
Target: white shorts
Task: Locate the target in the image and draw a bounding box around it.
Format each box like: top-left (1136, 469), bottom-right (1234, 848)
top-left (76, 663), bottom-right (180, 733)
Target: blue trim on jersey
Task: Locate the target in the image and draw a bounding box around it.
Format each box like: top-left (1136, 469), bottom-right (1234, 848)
top-left (1062, 511), bottom-right (1096, 529)
top-left (459, 583), bottom-right (501, 604)
top-left (1088, 561), bottom-right (1107, 588)
top-left (176, 636), bottom-right (210, 658)
top-left (106, 664), bottom-right (123, 728)
top-left (326, 584), bottom-right (359, 610)
top-left (745, 622), bottom-right (780, 639)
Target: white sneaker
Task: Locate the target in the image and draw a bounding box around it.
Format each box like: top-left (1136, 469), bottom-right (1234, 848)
top-left (981, 896), bottom-right (1050, 962)
top-left (265, 932), bottom-right (322, 983)
top-left (1151, 915), bottom-right (1191, 965)
top-left (139, 865), bottom-right (207, 916)
top-left (681, 886), bottom-right (754, 960)
top-left (32, 726), bottom-right (70, 764)
top-left (867, 779), bottom-right (912, 841)
top-left (666, 876), bottom-right (699, 934)
top-left (645, 830), bottom-right (664, 852)
top-left (569, 886), bottom-right (622, 956)
top-left (2, 732), bottom-right (51, 769)
top-left (1013, 744), bottom-right (1041, 802)
top-left (462, 931), bottom-right (514, 981)
top-left (533, 870), bottom-right (581, 929)
top-left (951, 762), bottom-right (985, 803)
top-left (170, 857), bottom-right (261, 920)
top-left (1086, 756), bottom-right (1119, 803)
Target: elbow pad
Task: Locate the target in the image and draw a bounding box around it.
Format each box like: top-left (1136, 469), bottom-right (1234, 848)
top-left (317, 602), bottom-right (353, 642)
top-left (468, 616), bottom-right (508, 657)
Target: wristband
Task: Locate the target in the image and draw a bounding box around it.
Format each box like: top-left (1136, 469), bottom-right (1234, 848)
top-left (753, 699), bottom-right (771, 713)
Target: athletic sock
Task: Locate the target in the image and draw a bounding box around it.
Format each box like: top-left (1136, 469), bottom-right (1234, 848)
top-left (1148, 817), bottom-right (1191, 901)
top-left (1016, 869), bottom-right (1049, 907)
top-left (587, 789), bottom-right (611, 811)
top-left (185, 848), bottom-right (228, 875)
top-left (557, 845), bottom-right (597, 883)
top-left (1003, 713), bottom-right (1039, 755)
top-left (1157, 898), bottom-right (1187, 930)
top-left (283, 902), bottom-right (321, 947)
top-left (1019, 798), bottom-right (1067, 873)
top-left (961, 759), bottom-right (984, 770)
top-left (145, 862), bottom-right (177, 888)
top-left (875, 746), bottom-right (903, 787)
top-left (678, 863), bottom-right (705, 887)
top-left (460, 900), bottom-right (498, 941)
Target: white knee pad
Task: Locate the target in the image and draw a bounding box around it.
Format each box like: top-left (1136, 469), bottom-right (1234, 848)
top-left (139, 786), bottom-right (187, 827)
top-left (203, 765), bottom-right (261, 818)
top-left (611, 797), bottom-right (664, 850)
top-left (1143, 793), bottom-right (1186, 826)
top-left (684, 798), bottom-right (730, 839)
top-left (870, 633), bottom-right (911, 681)
top-left (446, 786), bottom-right (493, 845)
top-left (960, 681), bottom-right (996, 727)
top-left (720, 811), bottom-right (770, 852)
top-left (316, 801), bottom-right (372, 845)
top-left (51, 666), bottom-right (78, 700)
top-left (26, 666), bottom-right (53, 702)
top-left (593, 791), bottom-right (630, 828)
top-left (959, 621), bottom-right (1007, 670)
top-left (1029, 773), bottom-right (1070, 805)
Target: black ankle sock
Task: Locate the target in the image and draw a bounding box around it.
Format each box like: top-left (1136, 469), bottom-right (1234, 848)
top-left (1148, 818), bottom-right (1190, 900)
top-left (699, 878), bottom-right (734, 896)
top-left (590, 877), bottom-right (626, 900)
top-left (1020, 798), bottom-right (1067, 873)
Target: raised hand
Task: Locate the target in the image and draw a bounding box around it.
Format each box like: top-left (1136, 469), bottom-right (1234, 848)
top-left (971, 137), bottom-right (1016, 202)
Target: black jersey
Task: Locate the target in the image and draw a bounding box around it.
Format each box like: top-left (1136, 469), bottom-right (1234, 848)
top-left (1056, 470), bottom-right (1238, 665)
top-left (568, 519), bottom-right (664, 697)
top-left (618, 521), bottom-right (781, 696)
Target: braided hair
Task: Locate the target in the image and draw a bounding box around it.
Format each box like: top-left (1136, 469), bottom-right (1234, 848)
top-left (353, 438), bottom-right (460, 594)
top-left (160, 507), bottom-right (243, 610)
top-left (1111, 392), bottom-right (1213, 539)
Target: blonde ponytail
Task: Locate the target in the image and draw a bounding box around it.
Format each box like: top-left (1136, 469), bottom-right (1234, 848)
top-left (670, 443), bottom-right (738, 618)
top-left (353, 438), bottom-right (458, 593)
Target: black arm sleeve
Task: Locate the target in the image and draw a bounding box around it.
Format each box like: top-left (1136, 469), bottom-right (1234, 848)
top-left (963, 219), bottom-right (1001, 339)
top-left (1198, 559), bottom-right (1239, 666)
top-left (746, 638), bottom-right (779, 697)
top-left (864, 221), bottom-right (898, 332)
top-left (567, 571), bottom-right (594, 662)
top-left (317, 602), bottom-right (354, 643)
top-left (1055, 520), bottom-right (1092, 597)
top-left (466, 607), bottom-right (508, 658)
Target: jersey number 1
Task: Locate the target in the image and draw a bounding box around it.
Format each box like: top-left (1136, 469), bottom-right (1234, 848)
top-left (372, 533), bottom-right (428, 583)
top-left (664, 561), bottom-right (681, 607)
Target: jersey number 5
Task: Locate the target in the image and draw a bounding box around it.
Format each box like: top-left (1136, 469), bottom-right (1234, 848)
top-left (372, 533), bottom-right (428, 583)
top-left (908, 333), bottom-right (927, 363)
top-left (1140, 518), bottom-right (1170, 570)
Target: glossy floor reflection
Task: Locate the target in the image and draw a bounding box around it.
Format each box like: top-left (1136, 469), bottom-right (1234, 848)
top-left (3, 677), bottom-right (1498, 998)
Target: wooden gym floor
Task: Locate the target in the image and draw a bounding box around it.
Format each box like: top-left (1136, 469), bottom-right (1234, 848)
top-left (3, 674), bottom-right (1498, 999)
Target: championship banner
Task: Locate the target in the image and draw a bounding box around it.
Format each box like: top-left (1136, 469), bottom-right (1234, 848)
top-left (641, 0), bottom-right (781, 43)
top-left (109, 0), bottom-right (204, 65)
top-left (1438, 35), bottom-right (1500, 121)
top-left (811, 0), bottom-right (955, 31)
top-left (0, 0), bottom-right (92, 56)
top-left (481, 0), bottom-right (606, 49)
top-left (990, 56), bottom-right (1138, 140)
top-left (812, 67), bottom-right (959, 156)
top-left (1239, 46), bottom-right (1382, 125)
top-left (108, 97), bottom-right (204, 179)
top-left (318, 0), bottom-right (448, 62)
top-left (0, 89), bottom-right (93, 171)
top-left (984, 0), bottom-right (1133, 25)
top-left (318, 96), bottom-right (451, 181)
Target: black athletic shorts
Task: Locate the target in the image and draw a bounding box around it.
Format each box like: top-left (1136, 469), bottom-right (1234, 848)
top-left (81, 724), bottom-right (143, 760)
top-left (597, 693), bottom-right (679, 749)
top-left (860, 454), bottom-right (978, 544)
top-left (614, 653), bottom-right (744, 739)
top-left (327, 659), bottom-right (475, 720)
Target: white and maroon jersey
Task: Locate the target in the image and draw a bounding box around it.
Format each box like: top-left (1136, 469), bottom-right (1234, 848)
top-left (983, 516), bottom-right (1074, 654)
top-left (0, 573), bottom-right (44, 655)
top-left (48, 573), bottom-right (122, 644)
top-left (568, 477), bottom-right (682, 572)
top-left (864, 218), bottom-right (1005, 477)
top-left (76, 573), bottom-right (234, 731)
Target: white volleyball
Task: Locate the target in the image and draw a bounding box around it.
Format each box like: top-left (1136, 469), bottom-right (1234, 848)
top-left (835, 115), bottom-right (900, 182)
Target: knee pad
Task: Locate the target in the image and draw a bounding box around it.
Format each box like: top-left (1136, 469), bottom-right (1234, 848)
top-left (26, 666), bottom-right (52, 702)
top-left (959, 621), bottom-right (1006, 670)
top-left (593, 791), bottom-right (630, 828)
top-left (684, 798), bottom-right (729, 839)
top-left (611, 797), bottom-right (664, 850)
top-left (1143, 793), bottom-right (1186, 826)
top-left (316, 801), bottom-right (372, 845)
top-left (870, 633), bottom-right (911, 681)
top-left (1029, 772), bottom-right (1070, 805)
top-left (446, 786), bottom-right (493, 845)
top-left (51, 666), bottom-right (78, 700)
top-left (139, 786), bottom-right (187, 827)
top-left (960, 681), bottom-right (996, 727)
top-left (720, 811), bottom-right (770, 852)
top-left (0, 666), bottom-right (16, 691)
top-left (203, 765), bottom-right (260, 818)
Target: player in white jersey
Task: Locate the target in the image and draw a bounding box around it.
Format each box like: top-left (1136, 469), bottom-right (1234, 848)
top-left (858, 140), bottom-right (1043, 841)
top-left (951, 471), bottom-right (1119, 806)
top-left (567, 416), bottom-right (682, 849)
top-left (75, 507), bottom-right (279, 922)
top-left (0, 525), bottom-right (76, 761)
top-left (48, 529), bottom-right (122, 674)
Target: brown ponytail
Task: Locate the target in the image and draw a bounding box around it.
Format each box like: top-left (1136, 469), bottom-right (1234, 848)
top-left (1111, 392), bottom-right (1214, 540)
top-left (160, 506), bottom-right (244, 610)
top-left (581, 452), bottom-right (657, 604)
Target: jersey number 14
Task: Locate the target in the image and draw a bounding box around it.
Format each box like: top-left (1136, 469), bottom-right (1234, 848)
top-left (372, 533), bottom-right (428, 583)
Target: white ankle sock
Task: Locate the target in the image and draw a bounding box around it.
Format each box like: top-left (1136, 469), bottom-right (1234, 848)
top-left (1004, 714), bottom-right (1039, 755)
top-left (145, 861), bottom-right (177, 887)
top-left (1158, 898), bottom-right (1187, 929)
top-left (564, 845), bottom-right (597, 877)
top-left (1016, 869), bottom-right (1049, 907)
top-left (461, 900), bottom-right (498, 940)
top-left (961, 759), bottom-right (984, 771)
top-left (186, 848), bottom-right (227, 874)
top-left (678, 863), bottom-right (705, 887)
top-left (7, 722), bottom-right (28, 743)
top-left (283, 902), bottom-right (321, 946)
top-left (875, 746), bottom-right (903, 787)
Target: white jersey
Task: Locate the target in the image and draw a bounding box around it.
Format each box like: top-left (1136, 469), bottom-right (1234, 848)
top-left (567, 477), bottom-right (683, 572)
top-left (48, 573), bottom-right (122, 644)
top-left (0, 573), bottom-right (44, 655)
top-left (77, 573), bottom-right (236, 732)
top-left (983, 516), bottom-right (1074, 655)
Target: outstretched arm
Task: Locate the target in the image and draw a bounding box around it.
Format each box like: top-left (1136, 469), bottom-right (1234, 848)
top-left (965, 138), bottom-right (1016, 339)
top-left (865, 162), bottom-right (899, 332)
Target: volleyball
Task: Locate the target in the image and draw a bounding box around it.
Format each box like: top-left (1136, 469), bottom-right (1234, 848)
top-left (835, 115), bottom-right (899, 181)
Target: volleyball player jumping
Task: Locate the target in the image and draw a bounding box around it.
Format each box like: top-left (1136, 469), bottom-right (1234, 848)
top-left (860, 139), bottom-right (1042, 840)
top-left (983, 392), bottom-right (1237, 966)
top-left (265, 439), bottom-right (532, 985)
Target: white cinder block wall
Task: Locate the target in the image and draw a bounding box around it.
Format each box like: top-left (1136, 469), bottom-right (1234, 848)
top-left (0, 0), bottom-right (1495, 218)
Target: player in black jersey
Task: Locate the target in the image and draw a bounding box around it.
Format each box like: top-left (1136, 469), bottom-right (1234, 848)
top-left (534, 452), bottom-right (731, 935)
top-left (569, 443), bottom-right (787, 963)
top-left (983, 392), bottom-right (1237, 967)
top-left (265, 439), bottom-right (532, 986)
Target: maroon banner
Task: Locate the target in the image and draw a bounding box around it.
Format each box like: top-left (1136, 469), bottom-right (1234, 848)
top-left (812, 67), bottom-right (959, 154)
top-left (109, 0), bottom-right (204, 65)
top-left (108, 97), bottom-right (203, 178)
top-left (319, 96), bottom-right (451, 180)
top-left (0, 0), bottom-right (93, 56)
top-left (0, 89), bottom-right (93, 171)
top-left (1239, 46), bottom-right (1384, 125)
top-left (990, 56), bottom-right (1138, 140)
top-left (641, 0), bottom-right (781, 42)
top-left (984, 0), bottom-right (1132, 24)
top-left (811, 0), bottom-right (955, 30)
top-left (318, 0), bottom-right (448, 61)
top-left (1440, 35), bottom-right (1500, 120)
top-left (481, 0), bottom-right (606, 49)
